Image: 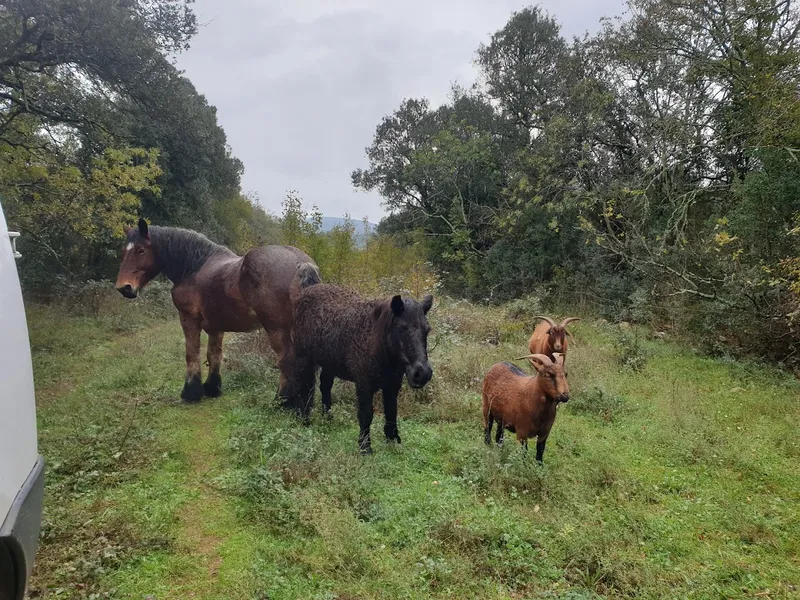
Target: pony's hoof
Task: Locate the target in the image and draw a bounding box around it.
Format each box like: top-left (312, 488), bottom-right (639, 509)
top-left (203, 373), bottom-right (222, 398)
top-left (324, 409), bottom-right (333, 421)
top-left (359, 446), bottom-right (373, 456)
top-left (384, 425), bottom-right (401, 444)
top-left (181, 376), bottom-right (203, 403)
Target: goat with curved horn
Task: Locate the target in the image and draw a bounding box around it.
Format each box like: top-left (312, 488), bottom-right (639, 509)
top-left (527, 315), bottom-right (580, 364)
top-left (483, 350), bottom-right (570, 462)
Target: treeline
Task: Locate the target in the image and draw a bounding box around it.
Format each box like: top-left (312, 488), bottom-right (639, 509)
top-left (0, 0), bottom-right (279, 288)
top-left (354, 0), bottom-right (800, 365)
top-left (278, 191), bottom-right (437, 298)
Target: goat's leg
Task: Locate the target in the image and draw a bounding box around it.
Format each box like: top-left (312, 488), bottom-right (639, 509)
top-left (535, 436), bottom-right (548, 463)
top-left (356, 384), bottom-right (375, 455)
top-left (495, 419), bottom-right (505, 445)
top-left (484, 413), bottom-right (494, 445)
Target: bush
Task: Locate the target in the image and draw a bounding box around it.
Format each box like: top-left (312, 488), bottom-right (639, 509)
top-left (567, 386), bottom-right (629, 424)
top-left (612, 327), bottom-right (649, 372)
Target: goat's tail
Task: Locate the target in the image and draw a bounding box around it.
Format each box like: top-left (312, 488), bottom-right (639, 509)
top-left (290, 261), bottom-right (321, 304)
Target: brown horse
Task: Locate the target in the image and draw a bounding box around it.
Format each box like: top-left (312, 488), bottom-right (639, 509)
top-left (115, 218), bottom-right (320, 402)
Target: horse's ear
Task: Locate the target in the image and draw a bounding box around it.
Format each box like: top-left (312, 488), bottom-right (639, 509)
top-left (138, 218), bottom-right (150, 239)
top-left (422, 294), bottom-right (433, 314)
top-left (123, 224), bottom-right (132, 235)
top-left (391, 295), bottom-right (404, 315)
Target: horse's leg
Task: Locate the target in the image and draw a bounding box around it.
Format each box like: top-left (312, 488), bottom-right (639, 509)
top-left (285, 354), bottom-right (314, 425)
top-left (356, 383), bottom-right (375, 455)
top-left (179, 311), bottom-right (203, 403)
top-left (320, 370), bottom-right (334, 418)
top-left (203, 330), bottom-right (224, 398)
top-left (382, 379), bottom-right (402, 443)
top-left (266, 327), bottom-right (292, 402)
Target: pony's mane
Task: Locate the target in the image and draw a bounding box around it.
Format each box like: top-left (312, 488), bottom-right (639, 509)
top-left (146, 226), bottom-right (234, 284)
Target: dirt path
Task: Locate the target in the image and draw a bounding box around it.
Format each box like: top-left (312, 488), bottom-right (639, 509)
top-left (138, 392), bottom-right (261, 600)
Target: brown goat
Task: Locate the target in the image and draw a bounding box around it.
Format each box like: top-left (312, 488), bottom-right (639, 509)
top-left (482, 353), bottom-right (570, 463)
top-left (528, 316), bottom-right (580, 362)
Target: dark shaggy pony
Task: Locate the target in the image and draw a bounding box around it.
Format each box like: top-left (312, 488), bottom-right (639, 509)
top-left (286, 283), bottom-right (434, 454)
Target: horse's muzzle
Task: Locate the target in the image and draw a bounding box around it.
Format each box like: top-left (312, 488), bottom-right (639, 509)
top-left (407, 362), bottom-right (433, 389)
top-left (117, 284), bottom-right (138, 298)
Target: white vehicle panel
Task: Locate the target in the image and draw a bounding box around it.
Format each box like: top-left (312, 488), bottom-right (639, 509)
top-left (0, 202), bottom-right (39, 522)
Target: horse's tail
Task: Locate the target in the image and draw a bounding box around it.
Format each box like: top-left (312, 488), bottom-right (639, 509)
top-left (290, 261), bottom-right (321, 304)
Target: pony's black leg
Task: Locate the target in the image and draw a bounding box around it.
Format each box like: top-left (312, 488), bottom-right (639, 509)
top-left (320, 370), bottom-right (334, 418)
top-left (203, 330), bottom-right (224, 397)
top-left (179, 311), bottom-right (203, 403)
top-left (484, 413), bottom-right (494, 445)
top-left (289, 357), bottom-right (315, 426)
top-left (382, 379), bottom-right (402, 443)
top-left (356, 384), bottom-right (375, 455)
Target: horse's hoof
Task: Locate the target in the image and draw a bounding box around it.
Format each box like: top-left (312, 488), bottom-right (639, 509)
top-left (203, 373), bottom-right (222, 398)
top-left (324, 409), bottom-right (333, 421)
top-left (181, 376), bottom-right (203, 403)
top-left (359, 446), bottom-right (373, 456)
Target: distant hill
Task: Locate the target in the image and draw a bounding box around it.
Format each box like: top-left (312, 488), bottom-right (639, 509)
top-left (316, 217), bottom-right (376, 235)
top-left (310, 217), bottom-right (377, 247)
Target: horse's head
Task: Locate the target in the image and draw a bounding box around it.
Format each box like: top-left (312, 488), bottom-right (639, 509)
top-left (379, 294), bottom-right (434, 389)
top-left (115, 219), bottom-right (159, 298)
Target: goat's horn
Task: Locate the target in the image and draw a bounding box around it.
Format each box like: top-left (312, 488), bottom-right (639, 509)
top-left (559, 317), bottom-right (581, 328)
top-left (565, 329), bottom-right (576, 342)
top-left (515, 353), bottom-right (553, 365)
top-left (533, 315), bottom-right (556, 327)
top-left (552, 352), bottom-right (565, 365)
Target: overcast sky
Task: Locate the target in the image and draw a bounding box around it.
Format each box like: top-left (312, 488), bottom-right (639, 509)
top-left (176, 0), bottom-right (627, 222)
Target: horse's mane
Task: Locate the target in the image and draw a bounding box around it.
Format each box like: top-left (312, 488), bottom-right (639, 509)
top-left (147, 226), bottom-right (234, 284)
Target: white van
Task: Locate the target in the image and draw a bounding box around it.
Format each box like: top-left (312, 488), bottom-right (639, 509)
top-left (0, 200), bottom-right (45, 599)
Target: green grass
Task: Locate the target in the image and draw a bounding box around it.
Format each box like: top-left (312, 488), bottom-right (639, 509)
top-left (26, 292), bottom-right (800, 599)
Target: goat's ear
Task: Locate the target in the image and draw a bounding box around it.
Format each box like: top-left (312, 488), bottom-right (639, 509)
top-left (390, 295), bottom-right (404, 315)
top-left (138, 218), bottom-right (150, 240)
top-left (421, 294), bottom-right (433, 314)
top-left (546, 328), bottom-right (552, 335)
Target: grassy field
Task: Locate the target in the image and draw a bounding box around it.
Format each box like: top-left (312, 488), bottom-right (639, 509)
top-left (25, 287), bottom-right (800, 599)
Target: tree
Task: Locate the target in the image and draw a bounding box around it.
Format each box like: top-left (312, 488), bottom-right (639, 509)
top-left (475, 6), bottom-right (569, 132)
top-left (0, 0), bottom-right (196, 142)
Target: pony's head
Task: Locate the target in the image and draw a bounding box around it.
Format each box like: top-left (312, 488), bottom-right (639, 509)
top-left (115, 219), bottom-right (159, 298)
